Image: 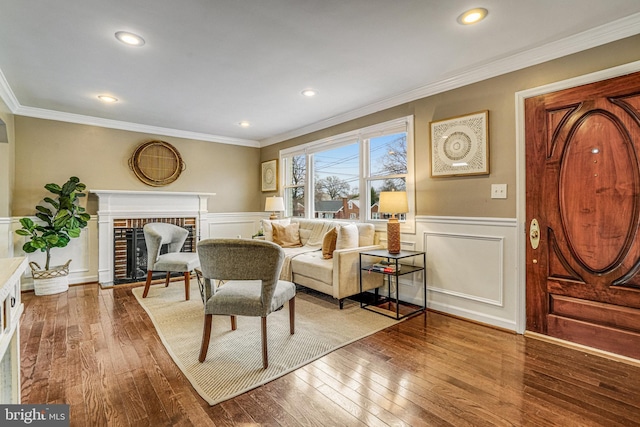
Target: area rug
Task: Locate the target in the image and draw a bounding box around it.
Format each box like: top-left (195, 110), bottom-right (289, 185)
top-left (132, 281), bottom-right (400, 406)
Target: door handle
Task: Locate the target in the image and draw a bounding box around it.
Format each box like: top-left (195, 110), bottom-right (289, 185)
top-left (530, 218), bottom-right (540, 250)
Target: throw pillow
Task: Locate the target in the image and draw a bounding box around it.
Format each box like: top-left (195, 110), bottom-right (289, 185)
top-left (262, 218), bottom-right (290, 242)
top-left (272, 222), bottom-right (302, 248)
top-left (357, 223), bottom-right (375, 246)
top-left (335, 224), bottom-right (359, 250)
top-left (322, 228), bottom-right (338, 259)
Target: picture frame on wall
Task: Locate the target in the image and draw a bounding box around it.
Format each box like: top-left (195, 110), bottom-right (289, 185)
top-left (430, 110), bottom-right (490, 177)
top-left (261, 159), bottom-right (278, 192)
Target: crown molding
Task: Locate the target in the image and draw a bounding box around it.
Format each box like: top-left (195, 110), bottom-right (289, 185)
top-left (0, 69), bottom-right (19, 112)
top-left (12, 105), bottom-right (260, 147)
top-left (1, 12), bottom-right (639, 149)
top-left (0, 66), bottom-right (260, 146)
top-left (259, 12), bottom-right (640, 147)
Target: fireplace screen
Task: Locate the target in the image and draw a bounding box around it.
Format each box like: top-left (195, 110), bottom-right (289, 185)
top-left (113, 225), bottom-right (195, 284)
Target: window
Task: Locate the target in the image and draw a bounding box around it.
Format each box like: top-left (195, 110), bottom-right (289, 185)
top-left (280, 116), bottom-right (414, 231)
top-left (283, 154), bottom-right (306, 217)
top-left (367, 132), bottom-right (408, 221)
top-left (314, 141), bottom-right (358, 219)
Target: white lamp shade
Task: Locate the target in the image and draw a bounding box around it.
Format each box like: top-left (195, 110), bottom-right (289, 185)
top-left (378, 191), bottom-right (408, 214)
top-left (265, 196), bottom-right (285, 212)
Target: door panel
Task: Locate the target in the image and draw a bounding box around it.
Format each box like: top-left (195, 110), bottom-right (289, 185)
top-left (526, 71), bottom-right (640, 359)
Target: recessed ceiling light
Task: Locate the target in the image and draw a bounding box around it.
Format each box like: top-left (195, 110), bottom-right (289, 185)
top-left (98, 95), bottom-right (118, 103)
top-left (301, 89), bottom-right (317, 97)
top-left (239, 121), bottom-right (251, 128)
top-left (115, 31), bottom-right (145, 46)
top-left (457, 8), bottom-right (488, 25)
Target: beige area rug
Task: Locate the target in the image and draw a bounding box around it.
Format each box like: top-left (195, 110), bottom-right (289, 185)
top-left (132, 281), bottom-right (400, 406)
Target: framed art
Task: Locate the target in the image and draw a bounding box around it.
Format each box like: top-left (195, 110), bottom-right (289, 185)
top-left (261, 159), bottom-right (278, 192)
top-left (430, 110), bottom-right (489, 177)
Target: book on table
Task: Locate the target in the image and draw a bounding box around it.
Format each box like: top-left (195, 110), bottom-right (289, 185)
top-left (370, 262), bottom-right (400, 273)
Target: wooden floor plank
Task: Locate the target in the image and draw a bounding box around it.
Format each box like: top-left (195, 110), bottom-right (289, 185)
top-left (19, 283), bottom-right (640, 427)
top-left (302, 363), bottom-right (404, 427)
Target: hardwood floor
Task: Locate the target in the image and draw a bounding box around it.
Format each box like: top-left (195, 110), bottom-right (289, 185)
top-left (20, 283), bottom-right (640, 426)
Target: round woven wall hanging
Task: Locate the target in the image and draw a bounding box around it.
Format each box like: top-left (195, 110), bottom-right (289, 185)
top-left (129, 140), bottom-right (185, 186)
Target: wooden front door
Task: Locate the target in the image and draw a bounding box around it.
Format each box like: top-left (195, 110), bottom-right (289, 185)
top-left (525, 71), bottom-right (640, 359)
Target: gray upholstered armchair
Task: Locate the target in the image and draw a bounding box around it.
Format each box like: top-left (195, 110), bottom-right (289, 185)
top-left (196, 238), bottom-right (296, 369)
top-left (142, 222), bottom-right (200, 300)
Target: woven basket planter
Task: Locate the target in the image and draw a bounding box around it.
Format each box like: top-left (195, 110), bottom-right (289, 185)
top-left (29, 260), bottom-right (71, 296)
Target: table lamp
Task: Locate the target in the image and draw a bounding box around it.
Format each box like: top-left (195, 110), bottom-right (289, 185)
top-left (265, 196), bottom-right (285, 220)
top-left (378, 191), bottom-right (408, 254)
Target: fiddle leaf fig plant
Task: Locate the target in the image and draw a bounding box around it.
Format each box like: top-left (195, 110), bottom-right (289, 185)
top-left (15, 176), bottom-right (91, 270)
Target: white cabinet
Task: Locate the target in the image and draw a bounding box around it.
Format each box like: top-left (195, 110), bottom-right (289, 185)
top-left (0, 257), bottom-right (27, 403)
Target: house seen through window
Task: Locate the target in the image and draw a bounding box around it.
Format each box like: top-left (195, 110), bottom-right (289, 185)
top-left (281, 116), bottom-right (414, 226)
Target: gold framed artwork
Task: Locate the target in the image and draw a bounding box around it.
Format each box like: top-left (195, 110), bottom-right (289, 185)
top-left (261, 159), bottom-right (278, 192)
top-left (430, 110), bottom-right (489, 177)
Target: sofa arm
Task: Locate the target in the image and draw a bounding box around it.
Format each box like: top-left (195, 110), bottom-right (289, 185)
top-left (331, 244), bottom-right (385, 300)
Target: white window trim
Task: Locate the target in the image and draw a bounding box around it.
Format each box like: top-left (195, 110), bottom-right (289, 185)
top-left (279, 115), bottom-right (415, 233)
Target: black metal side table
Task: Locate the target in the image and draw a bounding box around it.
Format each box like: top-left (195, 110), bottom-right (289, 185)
top-left (359, 249), bottom-right (426, 320)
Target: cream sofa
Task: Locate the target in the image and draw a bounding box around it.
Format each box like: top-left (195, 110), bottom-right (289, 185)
top-left (262, 218), bottom-right (384, 308)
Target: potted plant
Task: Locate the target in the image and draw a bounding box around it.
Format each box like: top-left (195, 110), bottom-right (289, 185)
top-left (15, 176), bottom-right (90, 295)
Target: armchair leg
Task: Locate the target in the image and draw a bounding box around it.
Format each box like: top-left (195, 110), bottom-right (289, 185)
top-left (184, 272), bottom-right (190, 301)
top-left (230, 315), bottom-right (237, 330)
top-left (165, 272), bottom-right (171, 287)
top-left (261, 317), bottom-right (268, 369)
top-left (142, 271), bottom-right (153, 298)
top-left (289, 296), bottom-right (295, 335)
top-left (199, 314), bottom-right (213, 362)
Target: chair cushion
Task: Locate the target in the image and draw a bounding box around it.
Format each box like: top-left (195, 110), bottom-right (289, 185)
top-left (322, 228), bottom-right (337, 259)
top-left (272, 222), bottom-right (303, 248)
top-left (153, 252), bottom-right (200, 272)
top-left (206, 279), bottom-right (296, 316)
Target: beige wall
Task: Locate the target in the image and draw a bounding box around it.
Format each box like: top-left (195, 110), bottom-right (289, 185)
top-left (13, 117), bottom-right (261, 216)
top-left (9, 34), bottom-right (640, 219)
top-left (262, 34), bottom-right (640, 218)
top-left (0, 98), bottom-right (14, 217)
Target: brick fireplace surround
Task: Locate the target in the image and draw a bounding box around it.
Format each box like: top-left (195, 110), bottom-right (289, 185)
top-left (91, 190), bottom-right (215, 287)
top-left (113, 217), bottom-right (196, 284)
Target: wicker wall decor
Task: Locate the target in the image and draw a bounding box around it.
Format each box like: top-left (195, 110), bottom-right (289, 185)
top-left (129, 140), bottom-right (185, 186)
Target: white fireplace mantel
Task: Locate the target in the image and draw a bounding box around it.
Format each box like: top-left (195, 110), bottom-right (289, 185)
top-left (92, 190), bottom-right (215, 286)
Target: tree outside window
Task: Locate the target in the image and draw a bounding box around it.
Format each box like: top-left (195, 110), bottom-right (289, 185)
top-left (280, 116), bottom-right (413, 224)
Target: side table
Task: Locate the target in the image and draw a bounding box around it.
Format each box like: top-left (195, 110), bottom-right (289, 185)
top-left (359, 249), bottom-right (426, 320)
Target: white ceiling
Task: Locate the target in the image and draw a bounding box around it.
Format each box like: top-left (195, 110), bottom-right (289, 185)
top-left (1, 1), bottom-right (640, 148)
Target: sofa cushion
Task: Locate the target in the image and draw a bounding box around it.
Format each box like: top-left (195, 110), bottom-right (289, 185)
top-left (291, 218), bottom-right (337, 246)
top-left (356, 223), bottom-right (375, 246)
top-left (291, 251), bottom-right (333, 285)
top-left (262, 218), bottom-right (290, 241)
top-left (322, 228), bottom-right (337, 259)
top-left (272, 222), bottom-right (302, 248)
top-left (335, 223), bottom-right (359, 250)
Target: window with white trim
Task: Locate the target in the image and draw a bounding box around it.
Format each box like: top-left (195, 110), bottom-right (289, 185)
top-left (280, 116), bottom-right (415, 230)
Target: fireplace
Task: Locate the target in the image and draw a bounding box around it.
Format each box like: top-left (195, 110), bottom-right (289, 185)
top-left (92, 190), bottom-right (215, 286)
top-left (113, 218), bottom-right (195, 284)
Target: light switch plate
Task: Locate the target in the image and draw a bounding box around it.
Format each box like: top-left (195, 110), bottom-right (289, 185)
top-left (491, 184), bottom-right (507, 199)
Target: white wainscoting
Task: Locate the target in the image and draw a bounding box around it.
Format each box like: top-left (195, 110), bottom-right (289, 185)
top-left (205, 212), bottom-right (266, 239)
top-left (6, 212), bottom-right (267, 291)
top-left (425, 232), bottom-right (504, 307)
top-left (11, 217), bottom-right (98, 291)
top-left (3, 212), bottom-right (521, 332)
top-left (417, 216), bottom-right (519, 332)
